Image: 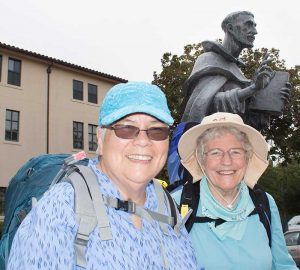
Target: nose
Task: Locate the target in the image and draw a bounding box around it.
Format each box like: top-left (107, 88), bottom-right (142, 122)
top-left (133, 130), bottom-right (152, 146)
top-left (252, 26), bottom-right (258, 35)
top-left (221, 151), bottom-right (232, 165)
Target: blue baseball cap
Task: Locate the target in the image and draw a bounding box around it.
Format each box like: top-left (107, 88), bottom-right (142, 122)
top-left (99, 82), bottom-right (174, 126)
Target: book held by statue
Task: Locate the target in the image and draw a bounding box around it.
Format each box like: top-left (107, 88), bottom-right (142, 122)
top-left (249, 71), bottom-right (289, 115)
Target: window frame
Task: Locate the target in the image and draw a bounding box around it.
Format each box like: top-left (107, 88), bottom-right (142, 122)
top-left (88, 124), bottom-right (97, 151)
top-left (5, 109), bottom-right (20, 142)
top-left (88, 83), bottom-right (98, 104)
top-left (7, 57), bottom-right (21, 86)
top-left (73, 80), bottom-right (84, 101)
top-left (73, 121), bottom-right (84, 149)
top-left (0, 55), bottom-right (2, 82)
top-left (0, 187), bottom-right (7, 217)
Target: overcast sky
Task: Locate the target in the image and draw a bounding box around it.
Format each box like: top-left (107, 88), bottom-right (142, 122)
top-left (1, 0), bottom-right (299, 82)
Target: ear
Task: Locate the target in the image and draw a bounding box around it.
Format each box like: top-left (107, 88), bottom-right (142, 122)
top-left (226, 23), bottom-right (234, 34)
top-left (96, 127), bottom-right (104, 155)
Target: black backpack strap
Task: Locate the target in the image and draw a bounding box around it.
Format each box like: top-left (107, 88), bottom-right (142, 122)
top-left (166, 179), bottom-right (185, 192)
top-left (193, 216), bottom-right (226, 226)
top-left (249, 184), bottom-right (272, 247)
top-left (180, 170), bottom-right (200, 232)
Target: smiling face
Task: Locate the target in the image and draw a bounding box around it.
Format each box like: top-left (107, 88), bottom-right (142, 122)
top-left (230, 13), bottom-right (257, 48)
top-left (99, 113), bottom-right (169, 191)
top-left (201, 132), bottom-right (247, 196)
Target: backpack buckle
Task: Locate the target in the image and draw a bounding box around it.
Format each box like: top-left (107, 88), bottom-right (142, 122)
top-left (116, 199), bottom-right (136, 213)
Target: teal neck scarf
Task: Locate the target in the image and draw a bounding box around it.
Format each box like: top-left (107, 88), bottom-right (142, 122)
top-left (200, 177), bottom-right (254, 240)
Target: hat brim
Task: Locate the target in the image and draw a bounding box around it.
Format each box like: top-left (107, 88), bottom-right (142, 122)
top-left (178, 120), bottom-right (269, 187)
top-left (100, 105), bottom-right (174, 126)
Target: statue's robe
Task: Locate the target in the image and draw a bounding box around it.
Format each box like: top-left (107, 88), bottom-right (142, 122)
top-left (182, 41), bottom-right (268, 130)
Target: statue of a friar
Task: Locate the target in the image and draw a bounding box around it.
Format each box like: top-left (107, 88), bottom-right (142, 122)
top-left (181, 11), bottom-right (290, 130)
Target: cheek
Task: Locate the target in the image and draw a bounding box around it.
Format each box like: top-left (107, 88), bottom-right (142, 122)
top-left (237, 158), bottom-right (247, 170)
top-left (151, 142), bottom-right (168, 168)
top-left (155, 143), bottom-right (168, 161)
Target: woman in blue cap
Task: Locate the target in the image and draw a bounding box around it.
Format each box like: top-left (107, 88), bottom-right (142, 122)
top-left (8, 82), bottom-right (202, 270)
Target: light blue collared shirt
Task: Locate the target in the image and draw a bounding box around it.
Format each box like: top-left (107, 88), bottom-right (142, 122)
top-left (172, 186), bottom-right (297, 270)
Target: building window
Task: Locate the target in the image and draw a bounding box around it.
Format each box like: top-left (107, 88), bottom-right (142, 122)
top-left (73, 121), bottom-right (84, 149)
top-left (5, 109), bottom-right (20, 141)
top-left (88, 124), bottom-right (97, 151)
top-left (8, 58), bottom-right (21, 86)
top-left (0, 187), bottom-right (6, 217)
top-left (0, 55), bottom-right (2, 82)
top-left (73, 80), bottom-right (83, 100)
top-left (88, 84), bottom-right (98, 104)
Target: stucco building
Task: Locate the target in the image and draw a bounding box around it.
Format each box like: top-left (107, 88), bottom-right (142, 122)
top-left (0, 42), bottom-right (126, 215)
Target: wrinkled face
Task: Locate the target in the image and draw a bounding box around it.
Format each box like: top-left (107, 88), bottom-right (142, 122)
top-left (231, 14), bottom-right (257, 48)
top-left (201, 132), bottom-right (247, 194)
top-left (100, 113), bottom-right (169, 187)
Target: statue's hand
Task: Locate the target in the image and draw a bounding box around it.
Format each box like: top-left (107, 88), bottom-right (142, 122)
top-left (280, 82), bottom-right (291, 102)
top-left (252, 53), bottom-right (274, 90)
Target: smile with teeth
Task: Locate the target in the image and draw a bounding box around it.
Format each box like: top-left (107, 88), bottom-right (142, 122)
top-left (218, 170), bottom-right (235, 175)
top-left (127, 154), bottom-right (152, 161)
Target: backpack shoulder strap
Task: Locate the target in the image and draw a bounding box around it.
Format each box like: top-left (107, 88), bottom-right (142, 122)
top-left (65, 164), bottom-right (112, 268)
top-left (180, 178), bottom-right (200, 232)
top-left (249, 184), bottom-right (272, 247)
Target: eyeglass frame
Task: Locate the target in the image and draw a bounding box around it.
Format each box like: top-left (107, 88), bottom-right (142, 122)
top-left (203, 147), bottom-right (247, 160)
top-left (102, 124), bottom-right (170, 141)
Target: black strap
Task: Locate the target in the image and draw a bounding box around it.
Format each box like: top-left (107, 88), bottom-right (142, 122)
top-left (180, 176), bottom-right (200, 232)
top-left (249, 184), bottom-right (272, 247)
top-left (166, 179), bottom-right (185, 192)
top-left (193, 216), bottom-right (226, 226)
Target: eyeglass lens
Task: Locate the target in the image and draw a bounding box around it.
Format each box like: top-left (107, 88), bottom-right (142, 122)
top-left (110, 125), bottom-right (170, 141)
top-left (205, 148), bottom-right (245, 159)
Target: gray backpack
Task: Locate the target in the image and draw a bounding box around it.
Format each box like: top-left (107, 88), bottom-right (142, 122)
top-left (53, 163), bottom-right (189, 268)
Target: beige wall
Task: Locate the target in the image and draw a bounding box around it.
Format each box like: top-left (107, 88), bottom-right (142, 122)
top-left (0, 49), bottom-right (119, 186)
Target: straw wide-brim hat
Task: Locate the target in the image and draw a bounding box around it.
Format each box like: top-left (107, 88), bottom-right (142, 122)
top-left (178, 112), bottom-right (269, 188)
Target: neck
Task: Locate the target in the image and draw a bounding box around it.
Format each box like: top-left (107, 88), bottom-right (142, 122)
top-left (223, 35), bottom-right (243, 58)
top-left (97, 162), bottom-right (147, 206)
top-left (207, 181), bottom-right (240, 209)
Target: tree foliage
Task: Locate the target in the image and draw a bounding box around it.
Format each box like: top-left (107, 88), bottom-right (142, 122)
top-left (260, 162), bottom-right (300, 229)
top-left (153, 43), bottom-right (300, 165)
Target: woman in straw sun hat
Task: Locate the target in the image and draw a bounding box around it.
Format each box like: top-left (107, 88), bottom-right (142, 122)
top-left (173, 112), bottom-right (297, 269)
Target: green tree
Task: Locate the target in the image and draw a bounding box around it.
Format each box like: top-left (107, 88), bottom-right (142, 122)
top-left (260, 162), bottom-right (300, 229)
top-left (153, 43), bottom-right (203, 128)
top-left (153, 43), bottom-right (300, 165)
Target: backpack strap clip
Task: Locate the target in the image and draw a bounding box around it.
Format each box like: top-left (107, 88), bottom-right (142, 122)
top-left (115, 199), bottom-right (136, 213)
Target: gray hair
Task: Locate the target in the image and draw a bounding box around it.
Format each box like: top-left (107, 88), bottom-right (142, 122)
top-left (196, 126), bottom-right (253, 163)
top-left (221, 11), bottom-right (254, 32)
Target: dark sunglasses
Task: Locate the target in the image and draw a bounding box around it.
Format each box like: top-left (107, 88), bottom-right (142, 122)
top-left (103, 124), bottom-right (170, 141)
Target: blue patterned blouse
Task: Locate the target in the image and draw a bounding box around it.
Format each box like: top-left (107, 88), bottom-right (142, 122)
top-left (7, 163), bottom-right (201, 270)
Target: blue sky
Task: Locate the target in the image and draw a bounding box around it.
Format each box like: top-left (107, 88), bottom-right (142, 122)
top-left (1, 0), bottom-right (299, 82)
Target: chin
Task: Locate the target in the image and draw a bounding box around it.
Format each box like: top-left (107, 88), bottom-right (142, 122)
top-left (242, 41), bottom-right (254, 48)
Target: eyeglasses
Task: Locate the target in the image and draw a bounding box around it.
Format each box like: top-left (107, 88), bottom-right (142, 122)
top-left (204, 148), bottom-right (246, 160)
top-left (103, 125), bottom-right (170, 141)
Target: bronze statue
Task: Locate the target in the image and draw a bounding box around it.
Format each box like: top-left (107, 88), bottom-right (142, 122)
top-left (181, 11), bottom-right (290, 130)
